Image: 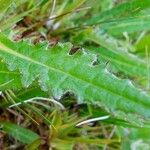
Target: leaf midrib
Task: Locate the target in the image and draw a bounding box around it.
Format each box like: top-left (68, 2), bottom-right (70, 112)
top-left (0, 71), bottom-right (19, 74)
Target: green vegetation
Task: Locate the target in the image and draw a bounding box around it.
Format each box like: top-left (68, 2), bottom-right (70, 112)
top-left (0, 0), bottom-right (150, 149)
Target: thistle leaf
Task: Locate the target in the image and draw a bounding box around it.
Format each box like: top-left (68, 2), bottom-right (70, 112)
top-left (0, 62), bottom-right (21, 90)
top-left (0, 33), bottom-right (150, 123)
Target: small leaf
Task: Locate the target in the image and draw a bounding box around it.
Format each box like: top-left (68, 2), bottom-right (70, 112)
top-left (0, 0), bottom-right (14, 14)
top-left (0, 121), bottom-right (39, 144)
top-left (86, 0), bottom-right (150, 25)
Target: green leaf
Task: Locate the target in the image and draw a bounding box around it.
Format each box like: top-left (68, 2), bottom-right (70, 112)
top-left (0, 0), bottom-right (14, 14)
top-left (0, 10), bottom-right (31, 31)
top-left (73, 28), bottom-right (147, 78)
top-left (100, 15), bottom-right (150, 35)
top-left (0, 62), bottom-right (21, 90)
top-left (85, 0), bottom-right (150, 35)
top-left (16, 86), bottom-right (49, 100)
top-left (86, 0), bottom-right (150, 25)
top-left (0, 33), bottom-right (150, 124)
top-left (25, 139), bottom-right (41, 150)
top-left (0, 121), bottom-right (39, 144)
top-left (135, 34), bottom-right (150, 51)
top-left (0, 0), bottom-right (44, 31)
top-left (87, 46), bottom-right (148, 78)
top-left (118, 126), bottom-right (150, 150)
top-left (62, 0), bottom-right (86, 13)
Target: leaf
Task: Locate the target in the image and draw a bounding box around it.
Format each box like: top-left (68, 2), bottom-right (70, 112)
top-left (0, 0), bottom-right (14, 14)
top-left (87, 46), bottom-right (148, 78)
top-left (0, 62), bottom-right (22, 90)
top-left (0, 33), bottom-right (150, 124)
top-left (118, 126), bottom-right (150, 150)
top-left (25, 139), bottom-right (41, 150)
top-left (16, 86), bottom-right (49, 100)
top-left (73, 28), bottom-right (147, 78)
top-left (85, 0), bottom-right (150, 34)
top-left (100, 15), bottom-right (150, 35)
top-left (86, 0), bottom-right (150, 25)
top-left (87, 27), bottom-right (134, 52)
top-left (135, 34), bottom-right (150, 52)
top-left (0, 10), bottom-right (32, 31)
top-left (56, 0), bottom-right (86, 15)
top-left (0, 0), bottom-right (45, 31)
top-left (63, 0), bottom-right (86, 13)
top-left (0, 121), bottom-right (39, 144)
